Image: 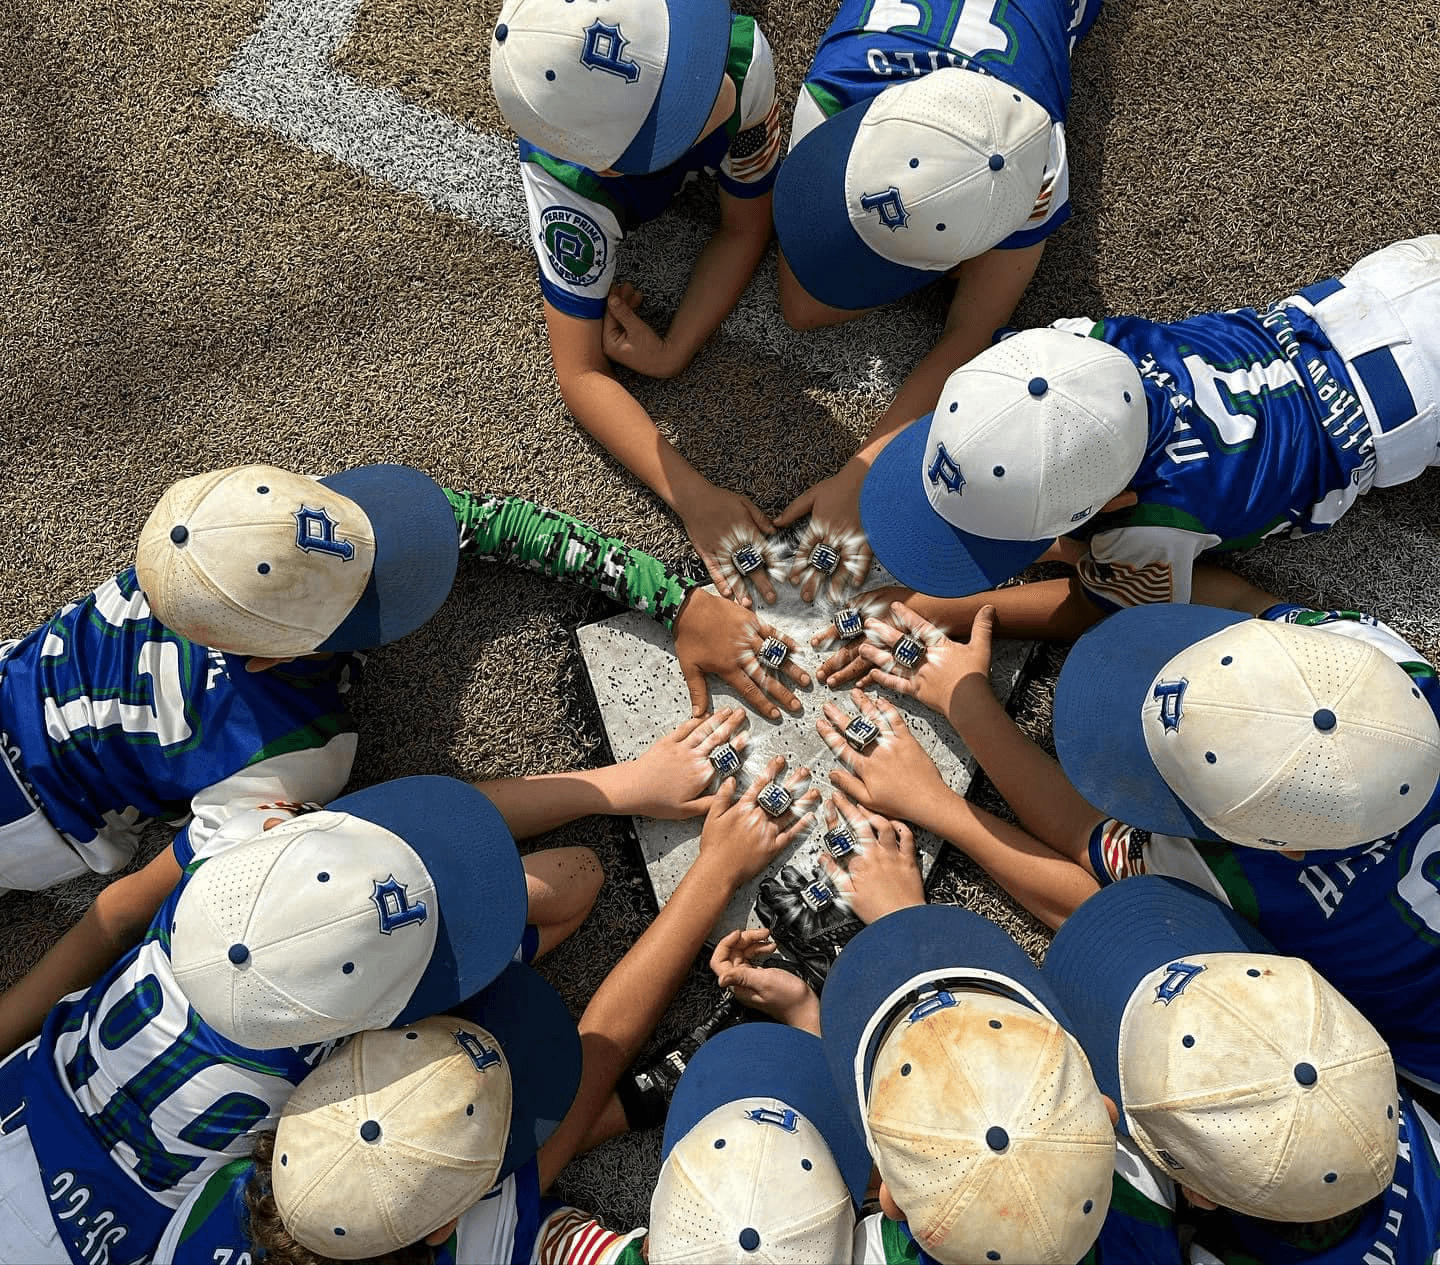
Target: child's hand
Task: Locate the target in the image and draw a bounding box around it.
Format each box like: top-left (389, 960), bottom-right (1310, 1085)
top-left (709, 928), bottom-right (820, 1032)
top-left (602, 283), bottom-right (685, 379)
top-left (620, 710), bottom-right (750, 819)
top-left (672, 589), bottom-right (809, 720)
top-left (817, 690), bottom-right (950, 826)
top-left (772, 464), bottom-right (872, 592)
top-left (695, 755), bottom-right (818, 889)
top-left (680, 486), bottom-right (776, 606)
top-left (785, 516), bottom-right (870, 604)
top-left (857, 603), bottom-right (995, 721)
top-left (809, 586), bottom-right (915, 683)
top-left (820, 792), bottom-right (925, 925)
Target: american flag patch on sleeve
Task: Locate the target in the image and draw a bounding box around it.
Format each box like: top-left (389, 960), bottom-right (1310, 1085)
top-left (725, 98), bottom-right (782, 184)
top-left (534, 1207), bottom-right (644, 1265)
top-left (1088, 818), bottom-right (1151, 885)
top-left (1077, 554), bottom-right (1174, 607)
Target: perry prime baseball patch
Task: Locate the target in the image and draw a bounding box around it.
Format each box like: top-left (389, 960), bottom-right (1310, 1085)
top-left (539, 206), bottom-right (607, 287)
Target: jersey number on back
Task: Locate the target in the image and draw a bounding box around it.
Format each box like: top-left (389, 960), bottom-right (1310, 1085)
top-left (860, 0), bottom-right (1011, 61)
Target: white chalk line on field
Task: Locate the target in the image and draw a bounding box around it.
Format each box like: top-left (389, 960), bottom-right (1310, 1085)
top-left (210, 0), bottom-right (940, 403)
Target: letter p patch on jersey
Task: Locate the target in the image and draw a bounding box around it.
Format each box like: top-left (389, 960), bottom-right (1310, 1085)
top-left (580, 20), bottom-right (641, 81)
top-left (294, 506), bottom-right (355, 559)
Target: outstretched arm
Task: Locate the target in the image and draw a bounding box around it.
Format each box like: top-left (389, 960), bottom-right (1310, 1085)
top-left (536, 758), bottom-right (814, 1187)
top-left (602, 189), bottom-right (773, 380)
top-left (0, 846), bottom-right (181, 1056)
top-left (545, 302), bottom-right (773, 602)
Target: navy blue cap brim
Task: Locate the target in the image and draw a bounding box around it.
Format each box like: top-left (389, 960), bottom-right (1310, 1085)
top-left (775, 98), bottom-right (948, 311)
top-left (325, 776), bottom-right (527, 1030)
top-left (820, 905), bottom-right (1071, 1146)
top-left (450, 961), bottom-right (581, 1179)
top-left (662, 1024), bottom-right (872, 1207)
top-left (860, 416), bottom-right (1052, 597)
top-left (317, 464), bottom-right (458, 652)
top-left (612, 0), bottom-right (732, 174)
top-left (1054, 604), bottom-right (1251, 841)
top-left (1042, 876), bottom-right (1277, 1128)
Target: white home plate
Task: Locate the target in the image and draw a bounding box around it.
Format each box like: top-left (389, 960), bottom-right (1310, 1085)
top-left (577, 570), bottom-right (1035, 941)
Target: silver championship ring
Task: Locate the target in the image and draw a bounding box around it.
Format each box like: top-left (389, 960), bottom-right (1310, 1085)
top-left (758, 636), bottom-right (789, 670)
top-left (801, 880), bottom-right (835, 912)
top-left (842, 714), bottom-right (880, 751)
top-left (756, 782), bottom-right (793, 817)
top-left (824, 826), bottom-right (857, 859)
top-left (832, 607), bottom-right (864, 640)
top-left (709, 742), bottom-right (741, 778)
top-left (808, 542), bottom-right (840, 575)
top-left (732, 544), bottom-right (765, 576)
top-left (893, 635), bottom-right (925, 669)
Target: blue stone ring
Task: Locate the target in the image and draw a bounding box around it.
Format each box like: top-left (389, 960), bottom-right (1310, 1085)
top-left (709, 742), bottom-right (742, 778)
top-left (756, 782), bottom-right (793, 817)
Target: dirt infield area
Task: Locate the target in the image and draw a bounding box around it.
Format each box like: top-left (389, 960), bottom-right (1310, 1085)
top-left (3, 0), bottom-right (1439, 1230)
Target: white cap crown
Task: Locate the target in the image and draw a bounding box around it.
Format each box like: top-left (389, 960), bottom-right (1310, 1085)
top-left (1143, 619), bottom-right (1440, 849)
top-left (866, 993), bottom-right (1114, 1265)
top-left (847, 70), bottom-right (1052, 270)
top-left (171, 812), bottom-right (438, 1048)
top-left (923, 329), bottom-right (1147, 541)
top-left (275, 1017), bottom-right (512, 1258)
top-left (492, 0), bottom-right (669, 170)
top-left (1119, 953), bottom-right (1398, 1221)
top-left (136, 464), bottom-right (375, 658)
top-left (650, 1098), bottom-right (855, 1265)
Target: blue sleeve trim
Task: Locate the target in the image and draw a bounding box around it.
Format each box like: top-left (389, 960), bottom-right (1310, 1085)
top-left (1259, 603), bottom-right (1309, 621)
top-left (514, 923), bottom-right (540, 965)
top-left (1078, 578), bottom-right (1124, 614)
top-left (171, 823), bottom-right (195, 868)
top-left (995, 201), bottom-right (1071, 251)
top-left (538, 277), bottom-right (606, 322)
top-left (1086, 822), bottom-right (1114, 887)
top-left (716, 166), bottom-right (780, 200)
top-left (509, 1158), bottom-right (542, 1265)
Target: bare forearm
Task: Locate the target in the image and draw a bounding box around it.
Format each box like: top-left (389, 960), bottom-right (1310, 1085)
top-left (558, 367), bottom-right (708, 511)
top-left (1190, 565), bottom-right (1279, 614)
top-left (913, 786), bottom-right (1098, 931)
top-left (662, 216), bottom-right (771, 370)
top-left (910, 577), bottom-right (1103, 641)
top-left (0, 850), bottom-right (179, 1056)
top-left (537, 852), bottom-right (740, 1185)
top-left (942, 678), bottom-right (1101, 863)
top-left (477, 765), bottom-right (636, 840)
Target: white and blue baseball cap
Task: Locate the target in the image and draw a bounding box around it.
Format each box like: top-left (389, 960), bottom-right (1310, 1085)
top-left (775, 69), bottom-right (1052, 311)
top-left (1044, 876), bottom-right (1400, 1221)
top-left (820, 905), bottom-right (1115, 1265)
top-left (861, 329), bottom-right (1147, 597)
top-left (1053, 605), bottom-right (1440, 850)
top-left (650, 1024), bottom-right (871, 1265)
top-left (137, 462), bottom-right (459, 658)
top-left (171, 775), bottom-right (527, 1049)
top-left (491, 0), bottom-right (732, 175)
top-left (274, 962), bottom-right (582, 1259)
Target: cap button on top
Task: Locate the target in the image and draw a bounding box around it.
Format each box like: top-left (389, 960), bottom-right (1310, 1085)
top-left (1294, 1062), bottom-right (1318, 1086)
top-left (1312, 708), bottom-right (1337, 731)
top-left (985, 1125), bottom-right (1009, 1151)
top-left (360, 1120), bottom-right (382, 1142)
top-left (494, 22), bottom-right (507, 39)
top-left (170, 525), bottom-right (189, 544)
top-left (988, 153), bottom-right (1005, 170)
top-left (227, 943), bottom-right (250, 965)
top-left (1028, 377), bottom-right (1048, 397)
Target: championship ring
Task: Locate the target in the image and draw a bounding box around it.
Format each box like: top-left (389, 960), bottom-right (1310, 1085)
top-left (893, 635), bottom-right (925, 669)
top-left (758, 636), bottom-right (789, 669)
top-left (709, 742), bottom-right (741, 777)
top-left (808, 542), bottom-right (840, 575)
top-left (732, 544), bottom-right (765, 576)
top-left (842, 714), bottom-right (880, 751)
top-left (824, 826), bottom-right (856, 859)
top-left (757, 782), bottom-right (793, 817)
top-left (832, 607), bottom-right (864, 640)
top-left (800, 881), bottom-right (835, 912)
